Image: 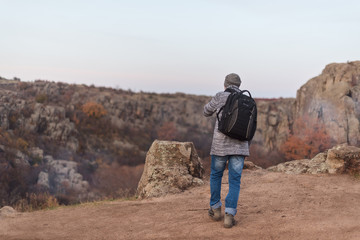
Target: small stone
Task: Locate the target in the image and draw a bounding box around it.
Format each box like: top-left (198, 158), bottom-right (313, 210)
top-left (0, 206), bottom-right (17, 218)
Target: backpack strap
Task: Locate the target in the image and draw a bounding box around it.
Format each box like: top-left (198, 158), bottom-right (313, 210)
top-left (216, 88), bottom-right (237, 122)
top-left (226, 88), bottom-right (252, 98)
top-left (216, 106), bottom-right (224, 122)
top-left (240, 90), bottom-right (252, 98)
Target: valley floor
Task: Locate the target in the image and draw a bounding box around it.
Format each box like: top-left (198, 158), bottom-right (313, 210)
top-left (1, 170), bottom-right (360, 240)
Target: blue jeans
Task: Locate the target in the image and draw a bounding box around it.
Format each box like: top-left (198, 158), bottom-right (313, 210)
top-left (210, 155), bottom-right (245, 216)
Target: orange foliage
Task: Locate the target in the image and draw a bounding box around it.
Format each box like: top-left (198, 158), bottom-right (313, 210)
top-left (157, 121), bottom-right (177, 141)
top-left (81, 102), bottom-right (107, 119)
top-left (16, 138), bottom-right (29, 152)
top-left (281, 115), bottom-right (332, 160)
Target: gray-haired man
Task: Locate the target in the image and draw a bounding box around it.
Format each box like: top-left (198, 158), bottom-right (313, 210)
top-left (203, 73), bottom-right (249, 228)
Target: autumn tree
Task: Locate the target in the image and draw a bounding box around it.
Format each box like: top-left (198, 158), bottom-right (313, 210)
top-left (81, 102), bottom-right (107, 119)
top-left (280, 115), bottom-right (332, 160)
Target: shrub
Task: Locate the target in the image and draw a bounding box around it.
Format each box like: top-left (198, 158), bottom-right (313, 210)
top-left (81, 102), bottom-right (107, 119)
top-left (16, 138), bottom-right (29, 152)
top-left (35, 93), bottom-right (48, 103)
top-left (280, 115), bottom-right (332, 161)
top-left (15, 192), bottom-right (59, 212)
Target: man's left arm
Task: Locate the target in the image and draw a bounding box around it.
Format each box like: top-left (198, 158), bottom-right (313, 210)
top-left (203, 93), bottom-right (221, 117)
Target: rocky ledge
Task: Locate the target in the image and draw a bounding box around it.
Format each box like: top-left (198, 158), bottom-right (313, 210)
top-left (268, 144), bottom-right (360, 175)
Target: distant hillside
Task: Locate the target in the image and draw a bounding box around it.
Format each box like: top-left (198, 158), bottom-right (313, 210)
top-left (0, 78), bottom-right (217, 207)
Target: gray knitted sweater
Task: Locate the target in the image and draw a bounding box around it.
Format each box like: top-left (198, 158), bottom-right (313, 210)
top-left (203, 85), bottom-right (250, 156)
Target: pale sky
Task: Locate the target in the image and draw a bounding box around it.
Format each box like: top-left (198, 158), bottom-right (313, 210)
top-left (1, 0), bottom-right (359, 98)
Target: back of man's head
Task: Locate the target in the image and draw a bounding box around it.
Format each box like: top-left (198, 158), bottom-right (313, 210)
top-left (224, 73), bottom-right (241, 88)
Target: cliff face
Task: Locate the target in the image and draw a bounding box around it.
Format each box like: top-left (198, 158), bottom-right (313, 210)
top-left (254, 98), bottom-right (295, 151)
top-left (295, 61), bottom-right (360, 146)
top-left (252, 61), bottom-right (360, 159)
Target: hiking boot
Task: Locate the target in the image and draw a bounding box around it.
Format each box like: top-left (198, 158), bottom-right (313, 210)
top-left (224, 213), bottom-right (235, 228)
top-left (208, 207), bottom-right (221, 221)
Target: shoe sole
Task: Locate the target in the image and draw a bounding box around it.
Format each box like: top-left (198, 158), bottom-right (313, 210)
top-left (224, 223), bottom-right (234, 228)
top-left (211, 216), bottom-right (221, 221)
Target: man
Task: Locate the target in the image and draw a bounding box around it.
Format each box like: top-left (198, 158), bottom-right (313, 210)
top-left (203, 73), bottom-right (249, 228)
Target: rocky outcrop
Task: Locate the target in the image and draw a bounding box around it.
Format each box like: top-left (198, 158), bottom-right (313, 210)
top-left (26, 104), bottom-right (78, 151)
top-left (325, 144), bottom-right (360, 174)
top-left (268, 144), bottom-right (360, 174)
top-left (254, 98), bottom-right (295, 151)
top-left (243, 160), bottom-right (262, 170)
top-left (137, 140), bottom-right (204, 198)
top-left (37, 156), bottom-right (89, 193)
top-left (0, 86), bottom-right (78, 150)
top-left (252, 61), bottom-right (360, 155)
top-left (295, 61), bottom-right (360, 146)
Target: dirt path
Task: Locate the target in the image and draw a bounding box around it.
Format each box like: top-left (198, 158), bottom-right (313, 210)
top-left (1, 170), bottom-right (360, 240)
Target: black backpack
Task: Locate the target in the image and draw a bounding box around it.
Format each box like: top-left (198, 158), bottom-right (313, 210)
top-left (216, 88), bottom-right (257, 141)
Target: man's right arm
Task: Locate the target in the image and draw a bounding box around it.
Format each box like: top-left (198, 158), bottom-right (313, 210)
top-left (203, 92), bottom-right (221, 117)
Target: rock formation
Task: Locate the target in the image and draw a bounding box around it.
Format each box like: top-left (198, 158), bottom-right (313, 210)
top-left (295, 61), bottom-right (360, 146)
top-left (137, 140), bottom-right (204, 198)
top-left (0, 206), bottom-right (17, 218)
top-left (28, 104), bottom-right (78, 151)
top-left (252, 61), bottom-right (360, 156)
top-left (253, 98), bottom-right (295, 151)
top-left (37, 155), bottom-right (89, 193)
top-left (243, 160), bottom-right (262, 170)
top-left (268, 144), bottom-right (360, 174)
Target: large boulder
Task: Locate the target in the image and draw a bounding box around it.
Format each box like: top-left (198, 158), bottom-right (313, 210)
top-left (268, 144), bottom-right (360, 174)
top-left (137, 140), bottom-right (204, 199)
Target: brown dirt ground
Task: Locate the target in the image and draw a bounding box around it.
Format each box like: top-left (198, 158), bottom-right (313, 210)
top-left (1, 169), bottom-right (360, 240)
